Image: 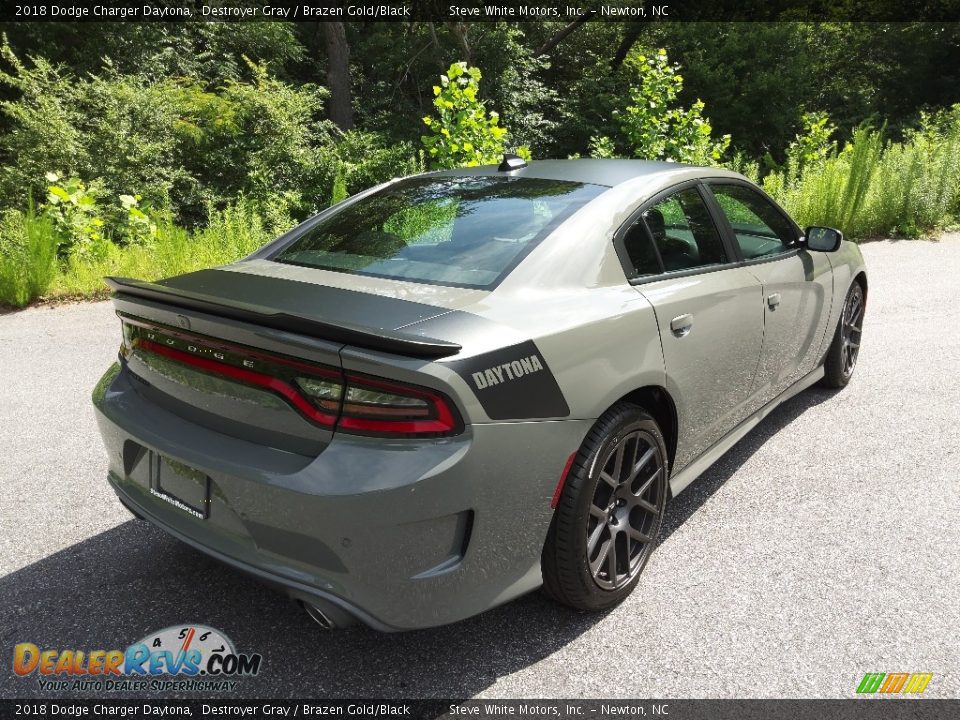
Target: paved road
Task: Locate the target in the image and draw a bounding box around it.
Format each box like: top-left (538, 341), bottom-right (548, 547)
top-left (1, 236), bottom-right (958, 700)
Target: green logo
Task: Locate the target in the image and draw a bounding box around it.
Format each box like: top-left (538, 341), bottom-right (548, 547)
top-left (856, 672), bottom-right (932, 694)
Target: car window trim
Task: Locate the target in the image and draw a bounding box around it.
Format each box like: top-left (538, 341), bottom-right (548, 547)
top-left (700, 178), bottom-right (804, 265)
top-left (628, 260), bottom-right (741, 286)
top-left (613, 179), bottom-right (741, 284)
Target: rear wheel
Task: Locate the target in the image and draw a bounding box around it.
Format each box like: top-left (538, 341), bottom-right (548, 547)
top-left (822, 281), bottom-right (864, 388)
top-left (542, 403), bottom-right (667, 610)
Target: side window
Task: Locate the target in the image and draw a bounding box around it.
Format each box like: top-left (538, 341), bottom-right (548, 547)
top-left (621, 221), bottom-right (662, 278)
top-left (709, 184), bottom-right (797, 259)
top-left (642, 187), bottom-right (727, 272)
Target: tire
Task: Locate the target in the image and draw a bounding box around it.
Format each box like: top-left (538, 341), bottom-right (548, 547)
top-left (822, 280), bottom-right (865, 388)
top-left (542, 402), bottom-right (668, 611)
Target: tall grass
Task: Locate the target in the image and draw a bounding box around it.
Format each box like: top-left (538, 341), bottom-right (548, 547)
top-left (0, 206), bottom-right (58, 307)
top-left (0, 199), bottom-right (274, 306)
top-left (53, 199), bottom-right (273, 298)
top-left (763, 106), bottom-right (960, 239)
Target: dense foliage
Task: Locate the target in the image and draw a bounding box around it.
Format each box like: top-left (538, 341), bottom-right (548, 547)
top-left (763, 107), bottom-right (960, 238)
top-left (610, 49), bottom-right (729, 164)
top-left (0, 21), bottom-right (957, 306)
top-left (421, 62), bottom-right (511, 168)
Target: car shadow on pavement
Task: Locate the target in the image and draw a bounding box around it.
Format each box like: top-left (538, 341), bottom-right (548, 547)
top-left (1, 386), bottom-right (837, 700)
top-left (1, 517), bottom-right (615, 699)
top-left (660, 385), bottom-right (837, 542)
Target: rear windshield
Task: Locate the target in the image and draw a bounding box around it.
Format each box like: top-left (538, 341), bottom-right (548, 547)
top-left (271, 176), bottom-right (605, 289)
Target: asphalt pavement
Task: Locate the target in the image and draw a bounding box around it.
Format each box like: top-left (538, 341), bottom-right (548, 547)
top-left (1, 235), bottom-right (958, 699)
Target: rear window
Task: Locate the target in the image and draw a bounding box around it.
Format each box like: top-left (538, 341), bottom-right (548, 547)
top-left (271, 176), bottom-right (605, 289)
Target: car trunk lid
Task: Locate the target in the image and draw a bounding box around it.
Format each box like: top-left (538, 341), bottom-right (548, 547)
top-left (108, 269), bottom-right (468, 456)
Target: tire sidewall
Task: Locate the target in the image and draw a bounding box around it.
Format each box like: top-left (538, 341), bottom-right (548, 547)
top-left (825, 281), bottom-right (864, 387)
top-left (841, 283), bottom-right (864, 380)
top-left (569, 412), bottom-right (668, 606)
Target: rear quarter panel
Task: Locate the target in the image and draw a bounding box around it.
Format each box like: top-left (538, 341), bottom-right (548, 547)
top-left (475, 285), bottom-right (666, 422)
top-left (363, 285), bottom-right (666, 426)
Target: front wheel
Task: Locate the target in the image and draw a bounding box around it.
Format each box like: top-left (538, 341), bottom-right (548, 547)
top-left (822, 281), bottom-right (864, 388)
top-left (542, 403), bottom-right (668, 610)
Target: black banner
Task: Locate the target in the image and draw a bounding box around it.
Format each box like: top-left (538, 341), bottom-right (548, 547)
top-left (4, 0), bottom-right (960, 23)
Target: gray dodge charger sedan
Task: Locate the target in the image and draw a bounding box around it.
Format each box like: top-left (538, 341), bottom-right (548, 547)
top-left (93, 158), bottom-right (867, 630)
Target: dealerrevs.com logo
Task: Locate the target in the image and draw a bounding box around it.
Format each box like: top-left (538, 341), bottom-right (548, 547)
top-left (13, 625), bottom-right (262, 693)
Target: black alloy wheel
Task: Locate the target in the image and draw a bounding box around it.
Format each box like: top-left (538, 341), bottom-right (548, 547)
top-left (841, 282), bottom-right (864, 376)
top-left (587, 429), bottom-right (664, 590)
top-left (542, 403), bottom-right (668, 610)
top-left (823, 281), bottom-right (865, 388)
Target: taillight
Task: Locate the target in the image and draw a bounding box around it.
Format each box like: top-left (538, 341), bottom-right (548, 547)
top-left (135, 337), bottom-right (341, 428)
top-left (121, 316), bottom-right (461, 437)
top-left (336, 373), bottom-right (460, 436)
top-left (295, 377), bottom-right (342, 415)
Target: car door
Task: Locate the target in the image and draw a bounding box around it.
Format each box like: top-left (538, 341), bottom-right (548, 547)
top-left (617, 182), bottom-right (765, 473)
top-left (704, 182), bottom-right (833, 405)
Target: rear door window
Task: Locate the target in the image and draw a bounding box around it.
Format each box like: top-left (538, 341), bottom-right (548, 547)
top-left (272, 176), bottom-right (605, 289)
top-left (641, 187), bottom-right (728, 272)
top-left (621, 221), bottom-right (663, 278)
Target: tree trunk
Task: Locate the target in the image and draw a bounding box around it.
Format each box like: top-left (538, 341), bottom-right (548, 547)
top-left (535, 16), bottom-right (591, 57)
top-left (323, 21), bottom-right (354, 131)
top-left (446, 21), bottom-right (471, 64)
top-left (611, 23), bottom-right (645, 71)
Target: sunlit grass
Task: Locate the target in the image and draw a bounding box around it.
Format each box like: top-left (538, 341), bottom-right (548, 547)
top-left (41, 201), bottom-right (275, 302)
top-left (763, 108), bottom-right (960, 239)
top-left (0, 206), bottom-right (58, 307)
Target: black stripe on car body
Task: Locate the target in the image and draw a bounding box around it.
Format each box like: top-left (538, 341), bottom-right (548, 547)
top-left (444, 341), bottom-right (570, 420)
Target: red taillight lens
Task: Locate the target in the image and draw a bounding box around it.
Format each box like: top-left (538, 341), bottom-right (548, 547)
top-left (336, 373), bottom-right (460, 436)
top-left (122, 317), bottom-right (461, 437)
top-left (136, 337), bottom-right (341, 428)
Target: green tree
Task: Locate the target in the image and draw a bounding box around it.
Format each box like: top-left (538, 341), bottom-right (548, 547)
top-left (420, 62), bottom-right (509, 169)
top-left (615, 48), bottom-right (730, 165)
top-left (0, 43), bottom-right (339, 227)
top-left (787, 111), bottom-right (838, 172)
top-left (647, 23), bottom-right (814, 157)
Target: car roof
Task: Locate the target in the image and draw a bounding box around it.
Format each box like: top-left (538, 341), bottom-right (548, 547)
top-left (427, 158), bottom-right (704, 188)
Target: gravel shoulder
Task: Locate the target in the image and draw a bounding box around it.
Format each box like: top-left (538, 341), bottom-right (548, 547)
top-left (1, 235), bottom-right (958, 699)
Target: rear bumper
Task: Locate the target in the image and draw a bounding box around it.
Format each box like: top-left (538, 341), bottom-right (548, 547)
top-left (94, 363), bottom-right (592, 630)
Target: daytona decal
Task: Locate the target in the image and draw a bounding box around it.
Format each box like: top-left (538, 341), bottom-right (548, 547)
top-left (471, 354), bottom-right (544, 389)
top-left (447, 341), bottom-right (569, 420)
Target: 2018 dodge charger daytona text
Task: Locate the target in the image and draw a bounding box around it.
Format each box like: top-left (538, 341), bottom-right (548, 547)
top-left (93, 159), bottom-right (867, 630)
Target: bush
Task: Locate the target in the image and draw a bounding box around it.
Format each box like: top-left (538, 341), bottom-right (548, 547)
top-left (332, 130), bottom-right (421, 197)
top-left (40, 173), bottom-right (109, 259)
top-left (0, 206), bottom-right (58, 307)
top-left (420, 62), bottom-right (511, 169)
top-left (50, 198), bottom-right (273, 299)
top-left (787, 111), bottom-right (838, 172)
top-left (616, 48), bottom-right (730, 165)
top-left (0, 43), bottom-right (340, 228)
top-left (588, 135), bottom-right (617, 159)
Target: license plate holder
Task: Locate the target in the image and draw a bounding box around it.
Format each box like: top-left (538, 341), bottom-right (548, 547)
top-left (150, 453), bottom-right (210, 520)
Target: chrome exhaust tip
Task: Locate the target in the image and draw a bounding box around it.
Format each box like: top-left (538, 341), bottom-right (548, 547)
top-left (302, 602), bottom-right (336, 630)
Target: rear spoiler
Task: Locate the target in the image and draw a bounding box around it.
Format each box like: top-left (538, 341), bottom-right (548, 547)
top-left (105, 276), bottom-right (462, 359)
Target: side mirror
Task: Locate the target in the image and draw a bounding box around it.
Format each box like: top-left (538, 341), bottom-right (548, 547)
top-left (805, 226), bottom-right (843, 252)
